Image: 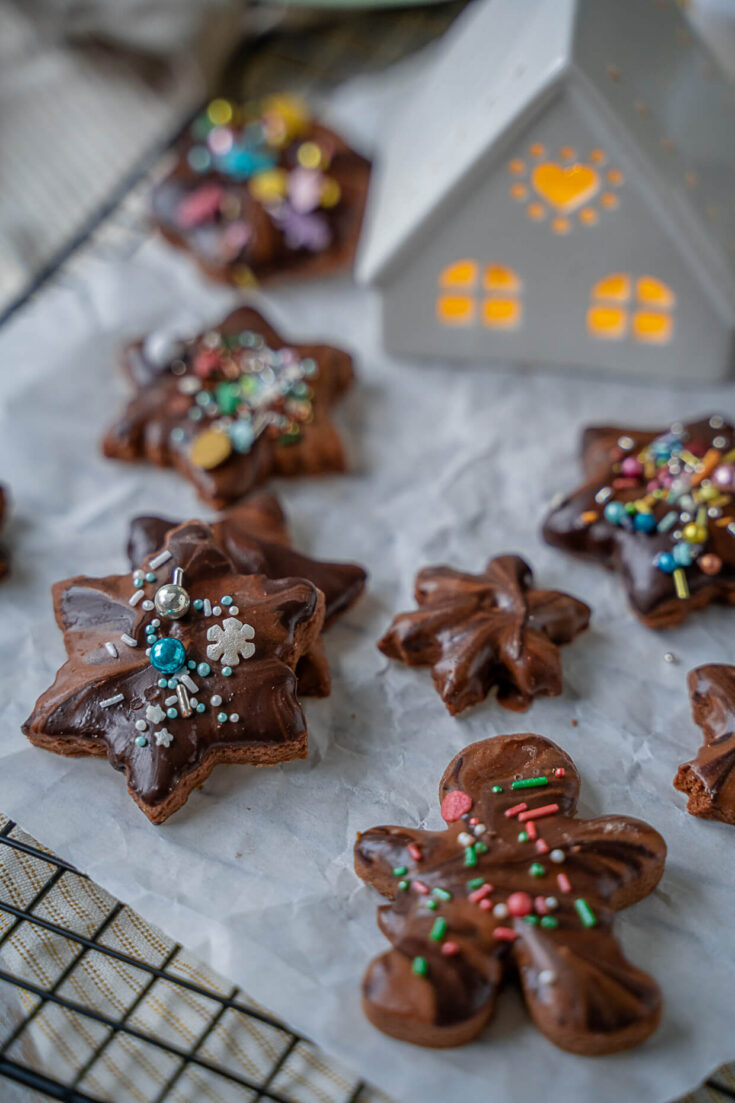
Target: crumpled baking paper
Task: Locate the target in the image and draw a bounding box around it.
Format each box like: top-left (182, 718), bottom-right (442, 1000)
top-left (1, 46), bottom-right (735, 1103)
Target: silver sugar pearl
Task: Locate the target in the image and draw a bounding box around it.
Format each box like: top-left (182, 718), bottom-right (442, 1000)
top-left (154, 569), bottom-right (190, 620)
top-left (664, 651), bottom-right (678, 665)
top-left (710, 415), bottom-right (724, 429)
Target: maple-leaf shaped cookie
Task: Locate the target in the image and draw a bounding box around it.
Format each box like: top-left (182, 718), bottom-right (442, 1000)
top-left (126, 492), bottom-right (367, 697)
top-left (543, 416), bottom-right (735, 628)
top-left (674, 664), bottom-right (735, 825)
top-left (103, 306), bottom-right (354, 509)
top-left (355, 733), bottom-right (666, 1054)
top-left (151, 94), bottom-right (370, 287)
top-left (378, 555), bottom-right (590, 714)
top-left (22, 521), bottom-right (324, 823)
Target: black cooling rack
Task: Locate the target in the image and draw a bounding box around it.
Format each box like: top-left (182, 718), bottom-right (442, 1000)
top-left (0, 820), bottom-right (369, 1103)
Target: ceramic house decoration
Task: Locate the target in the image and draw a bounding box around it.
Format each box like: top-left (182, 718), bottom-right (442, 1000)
top-left (357, 0), bottom-right (735, 381)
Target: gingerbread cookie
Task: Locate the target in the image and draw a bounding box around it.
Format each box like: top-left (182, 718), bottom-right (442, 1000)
top-left (674, 664), bottom-right (735, 825)
top-left (103, 306), bottom-right (354, 508)
top-left (127, 492), bottom-right (367, 696)
top-left (355, 733), bottom-right (666, 1054)
top-left (377, 555), bottom-right (590, 715)
top-left (152, 94), bottom-right (370, 287)
top-left (23, 521), bottom-right (324, 823)
top-left (543, 416), bottom-right (735, 628)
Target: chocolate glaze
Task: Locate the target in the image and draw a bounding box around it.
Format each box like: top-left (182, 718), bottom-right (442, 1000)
top-left (23, 522), bottom-right (325, 823)
top-left (103, 306), bottom-right (354, 509)
top-left (542, 417), bottom-right (735, 627)
top-left (674, 664), bottom-right (735, 824)
top-left (378, 555), bottom-right (590, 715)
top-left (153, 114), bottom-right (370, 286)
top-left (354, 733), bottom-right (666, 1054)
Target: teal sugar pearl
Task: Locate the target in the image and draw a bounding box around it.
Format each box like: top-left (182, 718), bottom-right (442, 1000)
top-left (221, 596), bottom-right (233, 606)
top-left (150, 637), bottom-right (186, 675)
top-left (193, 599), bottom-right (203, 610)
top-left (196, 703), bottom-right (206, 713)
top-left (222, 666), bottom-right (232, 677)
top-left (197, 662), bottom-right (211, 677)
top-left (145, 572), bottom-right (156, 582)
top-left (158, 678), bottom-right (168, 688)
top-left (166, 707), bottom-right (178, 720)
top-left (217, 711), bottom-right (228, 723)
top-left (135, 735), bottom-right (148, 748)
top-left (187, 660), bottom-right (197, 669)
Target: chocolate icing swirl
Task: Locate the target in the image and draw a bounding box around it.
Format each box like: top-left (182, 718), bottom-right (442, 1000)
top-left (378, 555), bottom-right (590, 714)
top-left (674, 664), bottom-right (735, 824)
top-left (355, 733), bottom-right (666, 1054)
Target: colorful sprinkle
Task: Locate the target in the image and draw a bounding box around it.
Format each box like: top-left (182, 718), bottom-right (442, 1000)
top-left (529, 863), bottom-right (546, 878)
top-left (430, 917), bottom-right (447, 941)
top-left (574, 898), bottom-right (597, 928)
top-left (518, 804), bottom-right (560, 823)
top-left (511, 776), bottom-right (548, 790)
top-left (412, 956), bottom-right (428, 977)
top-left (504, 802), bottom-right (527, 818)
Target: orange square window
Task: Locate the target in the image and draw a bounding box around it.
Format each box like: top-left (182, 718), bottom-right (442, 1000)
top-left (483, 265), bottom-right (521, 293)
top-left (439, 260), bottom-right (478, 289)
top-left (437, 295), bottom-right (476, 325)
top-left (587, 305), bottom-right (627, 339)
top-left (633, 310), bottom-right (672, 343)
top-left (482, 298), bottom-right (521, 329)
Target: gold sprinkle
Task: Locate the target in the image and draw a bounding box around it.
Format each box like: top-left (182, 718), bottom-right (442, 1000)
top-left (673, 568), bottom-right (690, 600)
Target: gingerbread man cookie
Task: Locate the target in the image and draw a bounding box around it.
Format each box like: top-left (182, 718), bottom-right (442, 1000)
top-left (355, 734), bottom-right (666, 1054)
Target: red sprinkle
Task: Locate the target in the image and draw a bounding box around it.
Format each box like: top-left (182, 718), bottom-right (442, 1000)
top-left (535, 839), bottom-right (550, 854)
top-left (554, 768), bottom-right (565, 778)
top-left (525, 820), bottom-right (537, 840)
top-left (534, 896), bottom-right (549, 915)
top-left (469, 884), bottom-right (493, 904)
top-left (518, 803), bottom-right (560, 823)
top-left (441, 790), bottom-right (473, 823)
top-left (413, 881), bottom-right (430, 895)
top-left (176, 183), bottom-right (225, 228)
top-left (441, 941), bottom-right (459, 956)
top-left (407, 843), bottom-right (422, 862)
top-left (193, 348), bottom-right (221, 378)
top-left (479, 898), bottom-right (492, 911)
top-left (504, 802), bottom-right (528, 818)
top-left (469, 817), bottom-right (479, 826)
top-left (493, 927), bottom-right (518, 942)
top-left (557, 873), bottom-right (572, 894)
top-left (507, 891), bottom-right (533, 917)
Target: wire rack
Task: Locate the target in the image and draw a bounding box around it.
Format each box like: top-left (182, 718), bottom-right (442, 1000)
top-left (0, 818), bottom-right (381, 1103)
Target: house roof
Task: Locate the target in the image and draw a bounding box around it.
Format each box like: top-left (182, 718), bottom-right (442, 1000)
top-left (357, 0), bottom-right (735, 320)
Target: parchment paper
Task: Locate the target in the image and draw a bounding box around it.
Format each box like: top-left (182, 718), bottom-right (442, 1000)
top-left (1, 50), bottom-right (735, 1103)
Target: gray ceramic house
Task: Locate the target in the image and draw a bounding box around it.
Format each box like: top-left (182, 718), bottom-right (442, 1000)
top-left (358, 0), bottom-right (735, 380)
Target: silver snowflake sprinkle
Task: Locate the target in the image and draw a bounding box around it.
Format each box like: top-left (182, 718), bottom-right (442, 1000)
top-left (154, 727), bottom-right (174, 747)
top-left (206, 617), bottom-right (256, 666)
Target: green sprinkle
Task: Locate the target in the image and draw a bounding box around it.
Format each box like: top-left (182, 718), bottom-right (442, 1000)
top-left (430, 917), bottom-right (447, 941)
top-left (491, 785), bottom-right (503, 793)
top-left (518, 831), bottom-right (529, 843)
top-left (530, 863), bottom-right (546, 877)
top-left (433, 887), bottom-right (452, 901)
top-left (474, 840), bottom-right (488, 854)
top-left (540, 916), bottom-right (559, 929)
top-left (523, 915), bottom-right (539, 925)
top-left (464, 846), bottom-right (477, 867)
top-left (467, 877), bottom-right (484, 890)
top-left (511, 776), bottom-right (549, 790)
top-left (412, 956), bottom-right (428, 977)
top-left (393, 866), bottom-right (408, 877)
top-left (574, 898), bottom-right (598, 928)
top-left (397, 880), bottom-right (409, 892)
top-left (425, 899), bottom-right (438, 910)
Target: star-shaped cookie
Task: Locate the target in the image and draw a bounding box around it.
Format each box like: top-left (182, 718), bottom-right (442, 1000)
top-left (127, 492), bottom-right (367, 696)
top-left (674, 664), bottom-right (735, 825)
top-left (355, 733), bottom-right (666, 1054)
top-left (543, 416), bottom-right (735, 628)
top-left (103, 306), bottom-right (355, 508)
top-left (152, 93), bottom-right (370, 287)
top-left (378, 555), bottom-right (590, 714)
top-left (23, 521), bottom-right (325, 823)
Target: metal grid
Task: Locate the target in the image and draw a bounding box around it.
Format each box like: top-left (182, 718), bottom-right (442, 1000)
top-left (0, 818), bottom-right (374, 1103)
